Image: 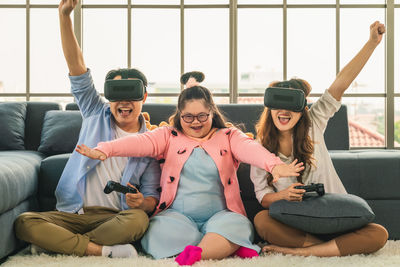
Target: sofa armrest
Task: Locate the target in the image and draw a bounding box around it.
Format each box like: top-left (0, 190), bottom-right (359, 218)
top-left (38, 153), bottom-right (71, 211)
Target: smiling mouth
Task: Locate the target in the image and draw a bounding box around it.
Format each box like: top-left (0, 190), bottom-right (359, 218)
top-left (278, 115), bottom-right (291, 125)
top-left (191, 126), bottom-right (202, 131)
top-left (118, 108), bottom-right (133, 116)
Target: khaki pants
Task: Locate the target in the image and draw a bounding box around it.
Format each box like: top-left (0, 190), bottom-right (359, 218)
top-left (14, 206), bottom-right (149, 256)
top-left (254, 210), bottom-right (388, 255)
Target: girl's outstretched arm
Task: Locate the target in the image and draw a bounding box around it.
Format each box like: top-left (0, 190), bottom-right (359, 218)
top-left (328, 21), bottom-right (385, 101)
top-left (229, 128), bottom-right (304, 179)
top-left (76, 126), bottom-right (171, 159)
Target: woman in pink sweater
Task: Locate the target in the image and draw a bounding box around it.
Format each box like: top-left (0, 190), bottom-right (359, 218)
top-left (76, 72), bottom-right (304, 265)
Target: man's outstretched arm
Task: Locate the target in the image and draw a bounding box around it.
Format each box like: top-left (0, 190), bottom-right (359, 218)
top-left (59, 0), bottom-right (86, 76)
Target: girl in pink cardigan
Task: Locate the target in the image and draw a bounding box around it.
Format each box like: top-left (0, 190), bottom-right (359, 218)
top-left (77, 72), bottom-right (304, 265)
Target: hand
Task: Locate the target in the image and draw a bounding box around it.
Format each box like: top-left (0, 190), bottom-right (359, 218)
top-left (59, 0), bottom-right (79, 17)
top-left (369, 21), bottom-right (385, 46)
top-left (75, 144), bottom-right (107, 160)
top-left (281, 183), bottom-right (306, 202)
top-left (270, 159), bottom-right (304, 183)
top-left (125, 183), bottom-right (145, 209)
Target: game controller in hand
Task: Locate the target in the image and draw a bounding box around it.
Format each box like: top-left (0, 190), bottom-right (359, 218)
top-left (294, 183), bottom-right (325, 196)
top-left (104, 181), bottom-right (138, 194)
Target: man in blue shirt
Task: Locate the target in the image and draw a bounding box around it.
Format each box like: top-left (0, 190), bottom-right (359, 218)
top-left (14, 0), bottom-right (160, 258)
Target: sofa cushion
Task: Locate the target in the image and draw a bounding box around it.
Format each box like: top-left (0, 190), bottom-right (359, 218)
top-left (330, 150), bottom-right (400, 199)
top-left (0, 151), bottom-right (44, 214)
top-left (38, 111), bottom-right (82, 156)
top-left (269, 193), bottom-right (375, 234)
top-left (24, 102), bottom-right (61, 151)
top-left (0, 102), bottom-right (27, 150)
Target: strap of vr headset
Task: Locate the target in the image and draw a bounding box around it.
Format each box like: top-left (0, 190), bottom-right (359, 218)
top-left (120, 69), bottom-right (129, 79)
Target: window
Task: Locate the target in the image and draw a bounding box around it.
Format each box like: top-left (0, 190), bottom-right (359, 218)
top-left (0, 9), bottom-right (25, 94)
top-left (0, 1), bottom-right (396, 148)
top-left (185, 8), bottom-right (229, 94)
top-left (287, 8), bottom-right (335, 94)
top-left (131, 9), bottom-right (180, 95)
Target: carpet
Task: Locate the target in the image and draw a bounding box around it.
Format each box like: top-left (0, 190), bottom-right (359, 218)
top-left (3, 241), bottom-right (400, 267)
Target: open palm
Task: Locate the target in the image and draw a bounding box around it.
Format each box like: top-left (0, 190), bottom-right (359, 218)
top-left (76, 144), bottom-right (107, 160)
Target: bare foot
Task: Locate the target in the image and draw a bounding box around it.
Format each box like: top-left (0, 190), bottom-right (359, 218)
top-left (262, 240), bottom-right (341, 257)
top-left (262, 245), bottom-right (297, 255)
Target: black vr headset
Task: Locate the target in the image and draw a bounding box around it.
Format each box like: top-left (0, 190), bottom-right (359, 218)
top-left (264, 87), bottom-right (307, 112)
top-left (104, 79), bottom-right (145, 102)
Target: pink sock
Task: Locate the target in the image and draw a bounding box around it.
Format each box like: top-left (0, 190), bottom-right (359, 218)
top-left (175, 245), bottom-right (202, 266)
top-left (234, 246), bottom-right (259, 258)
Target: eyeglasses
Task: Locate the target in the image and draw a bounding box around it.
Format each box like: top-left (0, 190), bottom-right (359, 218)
top-left (181, 113), bottom-right (210, 123)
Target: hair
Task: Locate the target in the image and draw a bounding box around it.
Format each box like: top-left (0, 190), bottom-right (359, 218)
top-left (170, 72), bottom-right (228, 131)
top-left (180, 71), bottom-right (205, 85)
top-left (256, 78), bottom-right (314, 186)
top-left (105, 68), bottom-right (148, 92)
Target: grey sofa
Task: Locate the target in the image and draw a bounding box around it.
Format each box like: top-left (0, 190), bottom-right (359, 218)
top-left (0, 102), bottom-right (61, 261)
top-left (1, 101), bottom-right (399, 262)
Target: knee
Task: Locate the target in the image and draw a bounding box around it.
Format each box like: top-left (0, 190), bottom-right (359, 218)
top-left (367, 223), bottom-right (389, 253)
top-left (120, 209), bottom-right (150, 241)
top-left (254, 210), bottom-right (272, 239)
top-left (14, 212), bottom-right (38, 241)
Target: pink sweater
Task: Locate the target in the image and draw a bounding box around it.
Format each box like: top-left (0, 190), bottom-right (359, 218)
top-left (96, 126), bottom-right (282, 216)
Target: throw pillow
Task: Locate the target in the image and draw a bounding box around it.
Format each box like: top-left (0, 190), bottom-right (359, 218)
top-left (38, 111), bottom-right (82, 156)
top-left (0, 102), bottom-right (27, 150)
top-left (269, 193), bottom-right (375, 234)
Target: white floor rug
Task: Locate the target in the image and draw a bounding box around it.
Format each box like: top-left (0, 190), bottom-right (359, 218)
top-left (3, 240), bottom-right (400, 267)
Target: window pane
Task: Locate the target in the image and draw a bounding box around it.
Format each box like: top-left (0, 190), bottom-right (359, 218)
top-left (83, 9), bottom-right (127, 93)
top-left (0, 97), bottom-right (26, 102)
top-left (238, 97), bottom-right (263, 104)
top-left (31, 9), bottom-right (70, 93)
top-left (30, 0), bottom-right (60, 4)
top-left (0, 0), bottom-right (25, 3)
top-left (287, 8), bottom-right (335, 94)
top-left (342, 97), bottom-right (385, 147)
top-left (185, 9), bottom-right (229, 93)
top-left (238, 9), bottom-right (282, 94)
top-left (0, 9), bottom-right (25, 94)
top-left (29, 97), bottom-right (74, 110)
top-left (238, 0), bottom-right (282, 4)
top-left (287, 0), bottom-right (334, 4)
top-left (83, 0), bottom-right (127, 4)
top-left (340, 0), bottom-right (385, 4)
top-left (340, 8), bottom-right (385, 93)
top-left (213, 97), bottom-right (229, 104)
top-left (396, 8), bottom-right (400, 93)
top-left (396, 98), bottom-right (400, 147)
top-left (134, 0), bottom-right (179, 4)
top-left (145, 96), bottom-right (177, 104)
top-left (132, 9), bottom-right (180, 93)
top-left (185, 0), bottom-right (228, 4)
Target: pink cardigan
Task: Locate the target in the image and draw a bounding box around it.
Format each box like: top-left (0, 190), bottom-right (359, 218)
top-left (96, 126), bottom-right (282, 216)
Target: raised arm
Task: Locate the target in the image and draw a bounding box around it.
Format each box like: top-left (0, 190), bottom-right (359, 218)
top-left (59, 0), bottom-right (86, 76)
top-left (328, 21), bottom-right (385, 101)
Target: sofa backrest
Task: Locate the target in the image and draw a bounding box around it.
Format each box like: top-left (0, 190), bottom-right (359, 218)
top-left (65, 102), bottom-right (349, 150)
top-left (25, 102), bottom-right (62, 151)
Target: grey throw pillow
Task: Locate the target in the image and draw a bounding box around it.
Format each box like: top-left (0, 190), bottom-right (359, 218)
top-left (269, 193), bottom-right (375, 234)
top-left (38, 111), bottom-right (82, 156)
top-left (0, 102), bottom-right (27, 150)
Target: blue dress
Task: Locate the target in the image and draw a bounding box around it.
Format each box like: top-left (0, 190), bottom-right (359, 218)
top-left (141, 147), bottom-right (260, 259)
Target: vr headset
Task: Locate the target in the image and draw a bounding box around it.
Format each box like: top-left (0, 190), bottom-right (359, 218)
top-left (264, 87), bottom-right (306, 112)
top-left (104, 79), bottom-right (145, 102)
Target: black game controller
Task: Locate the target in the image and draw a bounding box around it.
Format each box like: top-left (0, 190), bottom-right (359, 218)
top-left (104, 181), bottom-right (137, 194)
top-left (295, 183), bottom-right (325, 196)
